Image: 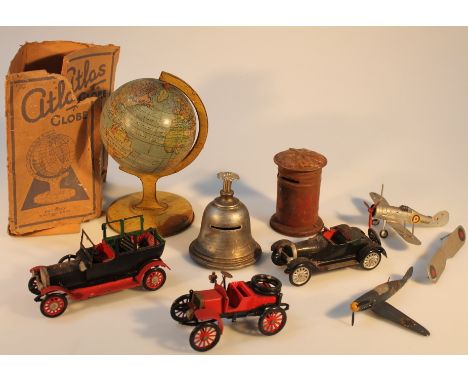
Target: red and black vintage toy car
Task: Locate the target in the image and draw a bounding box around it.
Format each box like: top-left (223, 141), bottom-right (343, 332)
top-left (28, 216), bottom-right (169, 317)
top-left (170, 271), bottom-right (289, 352)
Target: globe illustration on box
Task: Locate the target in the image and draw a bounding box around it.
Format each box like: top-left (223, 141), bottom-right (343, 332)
top-left (27, 132), bottom-right (75, 205)
top-left (100, 72), bottom-right (208, 236)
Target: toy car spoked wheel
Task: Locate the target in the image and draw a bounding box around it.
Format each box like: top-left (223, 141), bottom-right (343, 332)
top-left (258, 307), bottom-right (287, 336)
top-left (28, 277), bottom-right (40, 295)
top-left (58, 254), bottom-right (77, 263)
top-left (379, 229), bottom-right (389, 238)
top-left (360, 250), bottom-right (381, 270)
top-left (170, 294), bottom-right (192, 323)
top-left (368, 228), bottom-right (381, 245)
top-left (271, 250), bottom-right (287, 266)
top-left (251, 274), bottom-right (282, 295)
top-left (289, 264), bottom-right (312, 286)
top-left (189, 323), bottom-right (221, 352)
top-left (142, 267), bottom-right (166, 291)
top-left (40, 293), bottom-right (68, 318)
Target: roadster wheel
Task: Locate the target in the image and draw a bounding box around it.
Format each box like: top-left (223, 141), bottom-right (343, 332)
top-left (360, 251), bottom-right (381, 270)
top-left (189, 323), bottom-right (221, 352)
top-left (289, 265), bottom-right (311, 286)
top-left (379, 229), bottom-right (389, 238)
top-left (170, 294), bottom-right (192, 323)
top-left (28, 277), bottom-right (40, 295)
top-left (40, 293), bottom-right (68, 318)
top-left (58, 254), bottom-right (77, 263)
top-left (142, 268), bottom-right (166, 291)
top-left (271, 250), bottom-right (287, 266)
top-left (258, 307), bottom-right (287, 336)
top-left (251, 274), bottom-right (282, 295)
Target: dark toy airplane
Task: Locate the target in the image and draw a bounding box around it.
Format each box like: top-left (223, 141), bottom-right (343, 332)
top-left (350, 267), bottom-right (430, 336)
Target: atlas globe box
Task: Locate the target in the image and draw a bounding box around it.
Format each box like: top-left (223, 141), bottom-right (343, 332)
top-left (5, 41), bottom-right (120, 235)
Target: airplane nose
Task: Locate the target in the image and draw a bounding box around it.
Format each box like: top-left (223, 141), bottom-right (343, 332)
top-left (350, 301), bottom-right (360, 312)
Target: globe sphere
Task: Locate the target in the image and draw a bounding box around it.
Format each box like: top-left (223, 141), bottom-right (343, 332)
top-left (100, 78), bottom-right (197, 175)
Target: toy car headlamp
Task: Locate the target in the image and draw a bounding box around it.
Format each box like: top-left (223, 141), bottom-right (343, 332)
top-left (192, 292), bottom-right (204, 308)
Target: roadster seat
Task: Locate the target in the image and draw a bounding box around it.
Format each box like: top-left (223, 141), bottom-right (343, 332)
top-left (227, 284), bottom-right (242, 308)
top-left (227, 282), bottom-right (252, 308)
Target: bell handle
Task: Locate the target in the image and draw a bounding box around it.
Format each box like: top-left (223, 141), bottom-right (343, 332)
top-left (156, 71), bottom-right (208, 178)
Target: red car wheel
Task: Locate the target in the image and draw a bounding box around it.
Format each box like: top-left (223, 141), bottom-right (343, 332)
top-left (258, 307), bottom-right (287, 336)
top-left (142, 268), bottom-right (166, 291)
top-left (189, 323), bottom-right (221, 352)
top-left (40, 293), bottom-right (68, 318)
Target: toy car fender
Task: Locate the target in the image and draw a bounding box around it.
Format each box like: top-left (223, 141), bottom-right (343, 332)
top-left (39, 285), bottom-right (70, 297)
top-left (285, 257), bottom-right (317, 273)
top-left (135, 259), bottom-right (171, 284)
top-left (194, 308), bottom-right (225, 332)
top-left (358, 245), bottom-right (387, 259)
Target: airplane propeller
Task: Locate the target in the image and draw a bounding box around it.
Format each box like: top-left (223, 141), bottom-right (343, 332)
top-left (364, 184), bottom-right (384, 228)
top-left (364, 200), bottom-right (379, 228)
top-left (351, 311), bottom-right (355, 326)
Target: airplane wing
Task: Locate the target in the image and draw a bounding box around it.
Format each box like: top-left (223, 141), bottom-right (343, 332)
top-left (428, 225), bottom-right (465, 282)
top-left (369, 192), bottom-right (389, 207)
top-left (371, 301), bottom-right (430, 336)
top-left (387, 221), bottom-right (422, 245)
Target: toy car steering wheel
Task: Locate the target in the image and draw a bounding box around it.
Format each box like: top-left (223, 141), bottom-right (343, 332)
top-left (221, 271), bottom-right (233, 279)
top-left (250, 274), bottom-right (282, 295)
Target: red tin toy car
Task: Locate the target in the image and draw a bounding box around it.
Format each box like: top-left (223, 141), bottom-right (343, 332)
top-left (28, 216), bottom-right (169, 317)
top-left (170, 271), bottom-right (289, 352)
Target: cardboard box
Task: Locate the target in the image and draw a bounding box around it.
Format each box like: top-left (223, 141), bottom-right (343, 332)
top-left (5, 41), bottom-right (120, 235)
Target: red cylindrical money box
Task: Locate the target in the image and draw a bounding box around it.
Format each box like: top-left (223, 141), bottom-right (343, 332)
top-left (270, 148), bottom-right (327, 237)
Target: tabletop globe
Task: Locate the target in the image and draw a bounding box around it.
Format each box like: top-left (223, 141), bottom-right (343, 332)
top-left (100, 72), bottom-right (208, 237)
top-left (100, 78), bottom-right (197, 175)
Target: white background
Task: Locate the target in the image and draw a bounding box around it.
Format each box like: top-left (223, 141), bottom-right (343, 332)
top-left (0, 27), bottom-right (467, 354)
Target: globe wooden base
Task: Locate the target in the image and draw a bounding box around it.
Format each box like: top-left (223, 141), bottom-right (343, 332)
top-left (107, 191), bottom-right (194, 237)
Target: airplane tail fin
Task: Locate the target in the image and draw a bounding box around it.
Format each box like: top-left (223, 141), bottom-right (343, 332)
top-left (432, 211), bottom-right (449, 226)
top-left (402, 266), bottom-right (413, 285)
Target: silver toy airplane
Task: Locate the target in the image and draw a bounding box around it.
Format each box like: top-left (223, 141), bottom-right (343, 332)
top-left (364, 185), bottom-right (449, 245)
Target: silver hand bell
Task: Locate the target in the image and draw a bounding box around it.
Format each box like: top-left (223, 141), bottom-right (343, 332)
top-left (189, 171), bottom-right (262, 269)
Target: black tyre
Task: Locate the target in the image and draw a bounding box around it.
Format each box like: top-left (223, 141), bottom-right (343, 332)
top-left (289, 264), bottom-right (312, 286)
top-left (368, 228), bottom-right (381, 245)
top-left (58, 254), bottom-right (77, 263)
top-left (142, 268), bottom-right (166, 291)
top-left (360, 250), bottom-right (381, 270)
top-left (258, 307), bottom-right (287, 336)
top-left (379, 229), bottom-right (389, 238)
top-left (40, 293), bottom-right (68, 318)
top-left (28, 276), bottom-right (40, 295)
top-left (170, 294), bottom-right (191, 323)
top-left (251, 274), bottom-right (282, 295)
top-left (189, 323), bottom-right (221, 352)
top-left (271, 250), bottom-right (287, 266)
